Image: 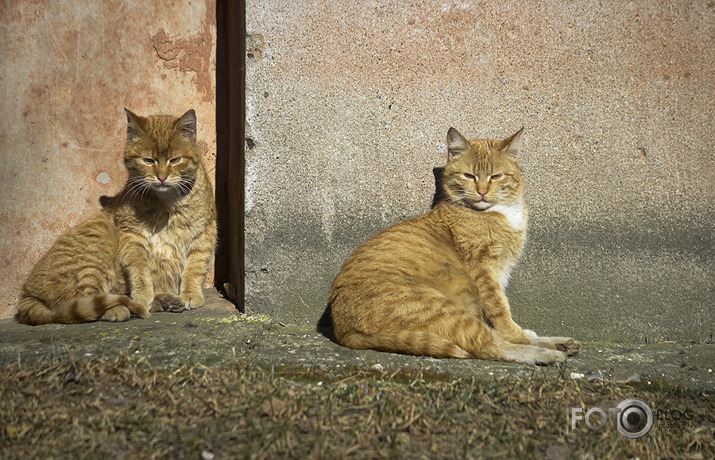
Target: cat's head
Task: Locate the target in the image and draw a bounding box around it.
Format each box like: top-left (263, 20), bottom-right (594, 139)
top-left (123, 109), bottom-right (200, 196)
top-left (442, 128), bottom-right (524, 211)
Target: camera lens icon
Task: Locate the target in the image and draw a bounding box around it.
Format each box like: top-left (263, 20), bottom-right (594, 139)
top-left (615, 398), bottom-right (653, 438)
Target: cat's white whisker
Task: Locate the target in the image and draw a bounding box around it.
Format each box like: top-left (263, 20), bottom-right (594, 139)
top-left (122, 179), bottom-right (147, 205)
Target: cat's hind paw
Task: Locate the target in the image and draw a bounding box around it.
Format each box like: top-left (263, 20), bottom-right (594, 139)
top-left (100, 305), bottom-right (131, 322)
top-left (151, 293), bottom-right (186, 313)
top-left (114, 295), bottom-right (150, 319)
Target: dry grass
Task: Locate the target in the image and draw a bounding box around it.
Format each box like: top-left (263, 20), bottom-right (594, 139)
top-left (0, 352), bottom-right (713, 459)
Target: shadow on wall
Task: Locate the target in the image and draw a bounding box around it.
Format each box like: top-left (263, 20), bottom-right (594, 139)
top-left (431, 167), bottom-right (447, 208)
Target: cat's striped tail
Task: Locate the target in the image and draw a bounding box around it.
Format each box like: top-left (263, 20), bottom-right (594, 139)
top-left (337, 330), bottom-right (473, 359)
top-left (16, 294), bottom-right (150, 325)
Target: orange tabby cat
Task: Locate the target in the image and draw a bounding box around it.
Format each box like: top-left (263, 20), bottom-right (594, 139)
top-left (330, 128), bottom-right (580, 365)
top-left (17, 109), bottom-right (217, 325)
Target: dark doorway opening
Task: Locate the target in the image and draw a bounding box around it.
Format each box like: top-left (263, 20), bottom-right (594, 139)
top-left (215, 0), bottom-right (245, 311)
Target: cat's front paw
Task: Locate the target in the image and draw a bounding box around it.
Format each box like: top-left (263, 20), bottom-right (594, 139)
top-left (529, 336), bottom-right (581, 356)
top-left (555, 338), bottom-right (580, 356)
top-left (523, 329), bottom-right (538, 338)
top-left (532, 348), bottom-right (567, 366)
top-left (180, 291), bottom-right (205, 310)
top-left (131, 292), bottom-right (154, 312)
top-left (495, 320), bottom-right (533, 341)
top-left (151, 293), bottom-right (186, 313)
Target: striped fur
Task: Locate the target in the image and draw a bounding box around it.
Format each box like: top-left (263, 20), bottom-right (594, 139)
top-left (17, 294), bottom-right (149, 325)
top-left (330, 128), bottom-right (580, 364)
top-left (16, 109), bottom-right (217, 326)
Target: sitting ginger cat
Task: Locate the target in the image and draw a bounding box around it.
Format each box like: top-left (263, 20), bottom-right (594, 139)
top-left (17, 109), bottom-right (217, 325)
top-left (330, 128), bottom-right (579, 365)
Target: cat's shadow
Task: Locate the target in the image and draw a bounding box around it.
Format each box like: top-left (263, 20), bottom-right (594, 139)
top-left (316, 167), bottom-right (446, 341)
top-left (430, 166), bottom-right (447, 208)
top-left (316, 306), bottom-right (337, 343)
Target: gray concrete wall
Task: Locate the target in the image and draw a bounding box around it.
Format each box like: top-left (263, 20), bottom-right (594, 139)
top-left (0, 0), bottom-right (217, 319)
top-left (246, 1), bottom-right (714, 342)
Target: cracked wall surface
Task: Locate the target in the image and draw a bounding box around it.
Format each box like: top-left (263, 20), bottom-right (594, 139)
top-left (245, 1), bottom-right (714, 341)
top-left (0, 0), bottom-right (217, 319)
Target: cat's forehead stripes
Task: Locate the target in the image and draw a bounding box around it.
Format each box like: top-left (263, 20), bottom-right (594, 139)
top-left (458, 139), bottom-right (506, 173)
top-left (141, 116), bottom-right (178, 155)
top-left (127, 116), bottom-right (185, 159)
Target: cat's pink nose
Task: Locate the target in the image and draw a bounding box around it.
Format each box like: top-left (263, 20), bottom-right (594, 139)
top-left (157, 175), bottom-right (167, 184)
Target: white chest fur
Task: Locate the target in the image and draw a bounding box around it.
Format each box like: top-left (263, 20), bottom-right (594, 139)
top-left (488, 199), bottom-right (526, 232)
top-left (487, 199), bottom-right (526, 290)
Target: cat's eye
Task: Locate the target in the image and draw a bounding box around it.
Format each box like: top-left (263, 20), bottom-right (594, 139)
top-left (490, 173), bottom-right (504, 181)
top-left (169, 157), bottom-right (182, 165)
top-left (142, 158), bottom-right (156, 165)
top-left (461, 172), bottom-right (476, 181)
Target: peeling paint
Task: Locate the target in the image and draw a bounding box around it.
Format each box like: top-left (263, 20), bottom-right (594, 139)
top-left (151, 1), bottom-right (216, 103)
top-left (96, 172), bottom-right (111, 184)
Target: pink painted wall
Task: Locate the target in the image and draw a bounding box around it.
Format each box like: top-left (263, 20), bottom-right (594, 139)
top-left (0, 1), bottom-right (217, 319)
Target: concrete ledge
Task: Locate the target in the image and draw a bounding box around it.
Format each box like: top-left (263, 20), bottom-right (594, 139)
top-left (1, 289), bottom-right (712, 390)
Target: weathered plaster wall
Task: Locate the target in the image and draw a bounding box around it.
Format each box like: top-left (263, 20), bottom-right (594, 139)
top-left (246, 1), bottom-right (714, 341)
top-left (0, 0), bottom-right (217, 319)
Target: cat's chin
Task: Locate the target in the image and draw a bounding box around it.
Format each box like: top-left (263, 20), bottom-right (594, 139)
top-left (152, 184), bottom-right (175, 193)
top-left (472, 200), bottom-right (494, 211)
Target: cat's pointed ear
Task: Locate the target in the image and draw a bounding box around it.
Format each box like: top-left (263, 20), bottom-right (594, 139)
top-left (447, 128), bottom-right (470, 158)
top-left (174, 109), bottom-right (197, 141)
top-left (125, 108), bottom-right (145, 141)
top-left (501, 127), bottom-right (524, 156)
